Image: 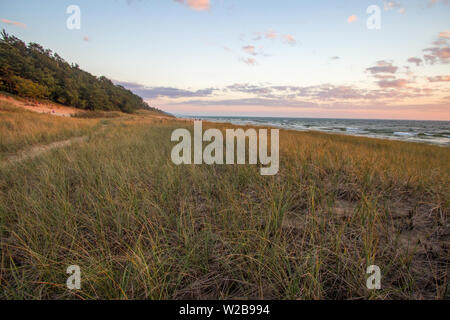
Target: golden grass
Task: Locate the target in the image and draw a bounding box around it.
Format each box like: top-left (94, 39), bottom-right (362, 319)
top-left (0, 101), bottom-right (98, 159)
top-left (0, 109), bottom-right (448, 300)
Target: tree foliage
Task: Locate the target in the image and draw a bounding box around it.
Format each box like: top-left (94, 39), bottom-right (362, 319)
top-left (0, 30), bottom-right (161, 114)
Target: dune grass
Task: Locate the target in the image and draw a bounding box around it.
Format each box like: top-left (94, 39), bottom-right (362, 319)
top-left (0, 101), bottom-right (98, 160)
top-left (0, 112), bottom-right (448, 300)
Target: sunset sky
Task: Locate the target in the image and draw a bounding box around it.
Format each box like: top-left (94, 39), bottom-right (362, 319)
top-left (1, 0), bottom-right (449, 120)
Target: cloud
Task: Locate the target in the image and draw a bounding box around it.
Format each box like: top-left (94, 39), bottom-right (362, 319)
top-left (242, 45), bottom-right (257, 56)
top-left (366, 61), bottom-right (398, 74)
top-left (248, 30), bottom-right (297, 47)
top-left (226, 83), bottom-right (274, 95)
top-left (423, 46), bottom-right (450, 64)
top-left (439, 31), bottom-right (450, 39)
top-left (347, 15), bottom-right (357, 23)
top-left (427, 75), bottom-right (450, 82)
top-left (240, 57), bottom-right (256, 66)
top-left (158, 80), bottom-right (436, 114)
top-left (174, 0), bottom-right (210, 11)
top-left (383, 1), bottom-right (406, 13)
top-left (114, 81), bottom-right (216, 99)
top-left (0, 18), bottom-right (26, 28)
top-left (282, 34), bottom-right (297, 45)
top-left (373, 74), bottom-right (396, 80)
top-left (265, 30), bottom-right (277, 40)
top-left (427, 0), bottom-right (449, 7)
top-left (224, 83), bottom-right (424, 101)
top-left (377, 79), bottom-right (409, 88)
top-left (433, 32), bottom-right (449, 45)
top-left (172, 97), bottom-right (320, 108)
top-left (169, 93), bottom-right (435, 109)
top-left (407, 57), bottom-right (422, 66)
top-left (252, 32), bottom-right (262, 41)
top-left (421, 32), bottom-right (450, 64)
top-left (384, 1), bottom-right (398, 10)
top-left (313, 85), bottom-right (371, 100)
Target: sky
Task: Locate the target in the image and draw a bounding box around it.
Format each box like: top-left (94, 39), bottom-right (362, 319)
top-left (1, 0), bottom-right (449, 120)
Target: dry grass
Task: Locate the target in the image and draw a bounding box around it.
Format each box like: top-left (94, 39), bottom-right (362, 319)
top-left (0, 101), bottom-right (98, 160)
top-left (0, 109), bottom-right (448, 300)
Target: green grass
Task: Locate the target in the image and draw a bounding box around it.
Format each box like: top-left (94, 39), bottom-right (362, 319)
top-left (0, 114), bottom-right (448, 299)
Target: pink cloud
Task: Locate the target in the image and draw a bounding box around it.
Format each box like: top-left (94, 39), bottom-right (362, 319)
top-left (366, 61), bottom-right (398, 74)
top-left (422, 32), bottom-right (450, 64)
top-left (242, 45), bottom-right (256, 56)
top-left (240, 57), bottom-right (256, 66)
top-left (374, 74), bottom-right (396, 80)
top-left (0, 18), bottom-right (26, 28)
top-left (347, 15), bottom-right (357, 23)
top-left (265, 30), bottom-right (277, 40)
top-left (439, 31), bottom-right (450, 39)
top-left (175, 0), bottom-right (210, 11)
top-left (282, 34), bottom-right (297, 45)
top-left (377, 79), bottom-right (409, 88)
top-left (407, 57), bottom-right (422, 66)
top-left (428, 75), bottom-right (450, 82)
top-left (427, 0), bottom-right (449, 8)
top-left (423, 47), bottom-right (450, 64)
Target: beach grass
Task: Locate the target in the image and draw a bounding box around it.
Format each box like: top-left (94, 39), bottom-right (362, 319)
top-left (0, 101), bottom-right (98, 160)
top-left (0, 106), bottom-right (448, 299)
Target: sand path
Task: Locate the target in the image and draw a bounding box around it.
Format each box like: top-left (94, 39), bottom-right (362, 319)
top-left (1, 136), bottom-right (88, 166)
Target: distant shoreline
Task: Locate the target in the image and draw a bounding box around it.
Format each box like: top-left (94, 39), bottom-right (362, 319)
top-left (181, 115), bottom-right (450, 147)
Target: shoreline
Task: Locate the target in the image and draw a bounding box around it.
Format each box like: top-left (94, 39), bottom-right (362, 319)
top-left (180, 116), bottom-right (450, 147)
top-left (175, 116), bottom-right (450, 148)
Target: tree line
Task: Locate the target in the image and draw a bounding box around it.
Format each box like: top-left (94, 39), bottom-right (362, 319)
top-left (0, 30), bottom-right (163, 114)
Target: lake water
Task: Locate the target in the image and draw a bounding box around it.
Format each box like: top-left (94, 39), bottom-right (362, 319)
top-left (183, 116), bottom-right (450, 146)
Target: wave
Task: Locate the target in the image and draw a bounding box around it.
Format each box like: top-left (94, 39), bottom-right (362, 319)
top-left (186, 116), bottom-right (450, 146)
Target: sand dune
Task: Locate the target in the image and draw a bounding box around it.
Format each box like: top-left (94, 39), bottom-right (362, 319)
top-left (0, 94), bottom-right (83, 117)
